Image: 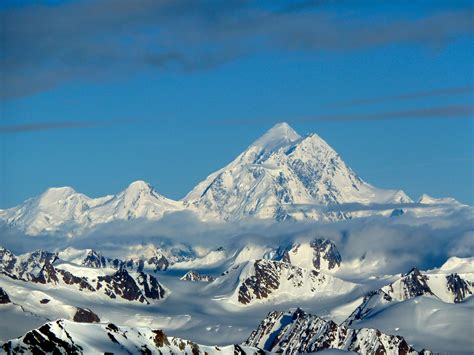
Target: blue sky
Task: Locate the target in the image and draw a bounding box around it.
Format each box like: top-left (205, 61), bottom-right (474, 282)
top-left (0, 1), bottom-right (473, 207)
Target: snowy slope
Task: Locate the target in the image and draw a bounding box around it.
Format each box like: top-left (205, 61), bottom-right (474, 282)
top-left (184, 122), bottom-right (411, 221)
top-left (0, 187), bottom-right (112, 235)
top-left (0, 319), bottom-right (263, 355)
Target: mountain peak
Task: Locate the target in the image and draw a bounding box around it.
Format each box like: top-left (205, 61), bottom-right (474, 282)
top-left (251, 122), bottom-right (301, 151)
top-left (125, 180), bottom-right (154, 193)
top-left (40, 186), bottom-right (79, 201)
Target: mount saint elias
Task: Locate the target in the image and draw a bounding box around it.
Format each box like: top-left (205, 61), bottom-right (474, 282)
top-left (0, 123), bottom-right (473, 354)
top-left (0, 122), bottom-right (465, 236)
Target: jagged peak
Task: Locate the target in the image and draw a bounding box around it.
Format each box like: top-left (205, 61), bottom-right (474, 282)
top-left (405, 267), bottom-right (422, 276)
top-left (250, 122), bottom-right (301, 152)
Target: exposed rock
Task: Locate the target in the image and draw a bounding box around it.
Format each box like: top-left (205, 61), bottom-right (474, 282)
top-left (40, 299), bottom-right (50, 304)
top-left (282, 238), bottom-right (342, 271)
top-left (446, 273), bottom-right (473, 303)
top-left (180, 271), bottom-right (215, 282)
top-left (215, 259), bottom-right (354, 305)
top-left (0, 247), bottom-right (166, 304)
top-left (0, 287), bottom-right (11, 304)
top-left (344, 267), bottom-right (474, 326)
top-left (96, 269), bottom-right (165, 303)
top-left (73, 308), bottom-right (100, 323)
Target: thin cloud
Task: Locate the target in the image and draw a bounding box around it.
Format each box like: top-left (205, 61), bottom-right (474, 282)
top-left (216, 104), bottom-right (474, 126)
top-left (0, 119), bottom-right (134, 134)
top-left (328, 86), bottom-right (474, 108)
top-left (302, 104), bottom-right (474, 121)
top-left (0, 1), bottom-right (472, 100)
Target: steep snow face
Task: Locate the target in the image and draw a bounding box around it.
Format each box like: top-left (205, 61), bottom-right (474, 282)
top-left (0, 247), bottom-right (167, 304)
top-left (284, 239), bottom-right (342, 272)
top-left (87, 180), bottom-right (184, 224)
top-left (0, 181), bottom-right (184, 235)
top-left (184, 122), bottom-right (411, 221)
top-left (1, 319), bottom-right (263, 355)
top-left (436, 256), bottom-right (474, 274)
top-left (381, 267), bottom-right (474, 303)
top-left (212, 259), bottom-right (355, 306)
top-left (0, 187), bottom-right (112, 235)
top-left (244, 308), bottom-right (428, 354)
top-left (344, 263), bottom-right (474, 326)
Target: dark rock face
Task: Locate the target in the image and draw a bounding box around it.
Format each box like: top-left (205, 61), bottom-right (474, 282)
top-left (344, 290), bottom-right (393, 326)
top-left (147, 255), bottom-right (170, 271)
top-left (397, 268), bottom-right (434, 299)
top-left (137, 272), bottom-right (166, 300)
top-left (446, 273), bottom-right (473, 303)
top-left (0, 247), bottom-right (166, 304)
top-left (96, 269), bottom-right (165, 303)
top-left (0, 287), bottom-right (11, 304)
top-left (97, 269), bottom-right (146, 303)
top-left (238, 260), bottom-right (282, 305)
top-left (82, 250), bottom-right (108, 268)
top-left (2, 320), bottom-right (83, 354)
top-left (40, 299), bottom-right (50, 304)
top-left (57, 269), bottom-right (95, 291)
top-left (0, 247), bottom-right (57, 282)
top-left (310, 238), bottom-right (342, 270)
top-left (245, 308), bottom-right (429, 354)
top-left (73, 308), bottom-right (100, 323)
top-left (281, 238), bottom-right (342, 271)
top-left (236, 259), bottom-right (328, 305)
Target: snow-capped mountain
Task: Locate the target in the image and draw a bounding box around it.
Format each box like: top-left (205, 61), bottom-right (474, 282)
top-left (184, 122), bottom-right (411, 221)
top-left (58, 246), bottom-right (185, 272)
top-left (86, 180), bottom-right (184, 224)
top-left (244, 308), bottom-right (429, 354)
top-left (0, 247), bottom-right (166, 304)
top-left (0, 181), bottom-right (183, 235)
top-left (211, 259), bottom-right (355, 306)
top-left (282, 238), bottom-right (342, 272)
top-left (180, 270), bottom-right (215, 282)
top-left (0, 319), bottom-right (262, 354)
top-left (344, 262), bottom-right (474, 326)
top-left (2, 122), bottom-right (470, 236)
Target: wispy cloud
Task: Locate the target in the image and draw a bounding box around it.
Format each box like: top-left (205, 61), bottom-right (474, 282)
top-left (0, 119), bottom-right (134, 134)
top-left (217, 104), bottom-right (474, 126)
top-left (328, 86), bottom-right (474, 108)
top-left (1, 1), bottom-right (472, 100)
top-left (0, 121), bottom-right (97, 133)
top-left (302, 104), bottom-right (474, 121)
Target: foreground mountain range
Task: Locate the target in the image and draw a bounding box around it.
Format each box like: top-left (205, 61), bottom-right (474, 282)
top-left (2, 311), bottom-right (432, 355)
top-left (1, 123), bottom-right (469, 236)
top-left (1, 239), bottom-right (473, 353)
